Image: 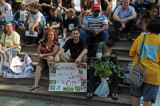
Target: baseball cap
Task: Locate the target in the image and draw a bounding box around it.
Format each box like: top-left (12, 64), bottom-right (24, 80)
top-left (50, 6), bottom-right (57, 10)
top-left (66, 8), bottom-right (75, 15)
top-left (92, 3), bottom-right (100, 11)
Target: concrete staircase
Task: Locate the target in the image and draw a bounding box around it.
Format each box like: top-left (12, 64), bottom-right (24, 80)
top-left (0, 26), bottom-right (140, 106)
top-left (0, 10), bottom-right (141, 105)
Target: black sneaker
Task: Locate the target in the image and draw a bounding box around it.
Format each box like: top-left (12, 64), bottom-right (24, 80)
top-left (111, 93), bottom-right (118, 100)
top-left (29, 86), bottom-right (39, 92)
top-left (87, 92), bottom-right (93, 99)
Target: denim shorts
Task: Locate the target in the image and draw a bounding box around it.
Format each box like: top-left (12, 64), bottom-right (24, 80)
top-left (130, 82), bottom-right (159, 103)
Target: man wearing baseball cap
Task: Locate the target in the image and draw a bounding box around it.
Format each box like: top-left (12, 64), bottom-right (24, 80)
top-left (62, 8), bottom-right (80, 41)
top-left (46, 6), bottom-right (63, 35)
top-left (80, 3), bottom-right (109, 44)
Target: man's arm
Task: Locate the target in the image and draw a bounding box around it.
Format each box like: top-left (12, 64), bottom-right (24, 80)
top-left (30, 21), bottom-right (40, 34)
top-left (21, 1), bottom-right (36, 7)
top-left (54, 48), bottom-right (65, 62)
top-left (113, 14), bottom-right (122, 22)
top-left (58, 0), bottom-right (66, 10)
top-left (71, 0), bottom-right (74, 9)
top-left (123, 14), bottom-right (137, 22)
top-left (62, 28), bottom-right (67, 41)
top-left (50, 22), bottom-right (61, 29)
top-left (75, 49), bottom-right (88, 64)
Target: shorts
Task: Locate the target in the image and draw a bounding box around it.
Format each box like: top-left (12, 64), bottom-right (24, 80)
top-left (37, 59), bottom-right (49, 71)
top-left (130, 82), bottom-right (159, 103)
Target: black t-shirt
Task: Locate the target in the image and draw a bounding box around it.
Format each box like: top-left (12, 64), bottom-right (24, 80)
top-left (62, 39), bottom-right (87, 59)
top-left (46, 15), bottom-right (63, 30)
top-left (39, 0), bottom-right (52, 4)
top-left (63, 16), bottom-right (80, 33)
top-left (101, 0), bottom-right (111, 11)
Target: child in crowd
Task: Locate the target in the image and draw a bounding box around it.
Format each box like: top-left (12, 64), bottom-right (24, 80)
top-left (142, 5), bottom-right (159, 32)
top-left (13, 4), bottom-right (28, 28)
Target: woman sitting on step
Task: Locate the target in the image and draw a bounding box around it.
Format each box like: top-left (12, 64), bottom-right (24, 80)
top-left (0, 21), bottom-right (21, 57)
top-left (30, 29), bottom-right (60, 92)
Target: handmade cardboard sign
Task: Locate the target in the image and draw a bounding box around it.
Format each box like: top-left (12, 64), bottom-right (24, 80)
top-left (49, 63), bottom-right (87, 92)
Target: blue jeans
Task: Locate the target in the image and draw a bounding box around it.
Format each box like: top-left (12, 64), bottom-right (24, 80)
top-left (80, 30), bottom-right (109, 42)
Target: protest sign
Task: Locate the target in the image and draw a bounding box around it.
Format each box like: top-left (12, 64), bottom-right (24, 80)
top-left (49, 63), bottom-right (87, 92)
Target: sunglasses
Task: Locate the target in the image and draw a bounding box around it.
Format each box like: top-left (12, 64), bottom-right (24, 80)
top-left (94, 10), bottom-right (100, 12)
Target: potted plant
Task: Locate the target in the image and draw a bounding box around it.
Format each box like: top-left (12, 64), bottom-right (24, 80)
top-left (88, 59), bottom-right (123, 79)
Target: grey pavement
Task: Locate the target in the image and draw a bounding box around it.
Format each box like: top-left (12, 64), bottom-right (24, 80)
top-left (0, 96), bottom-right (85, 106)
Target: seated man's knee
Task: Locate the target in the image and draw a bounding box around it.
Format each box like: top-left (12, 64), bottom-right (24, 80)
top-left (60, 54), bottom-right (70, 62)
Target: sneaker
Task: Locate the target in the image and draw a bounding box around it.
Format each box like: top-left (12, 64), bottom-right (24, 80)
top-left (29, 86), bottom-right (39, 92)
top-left (87, 92), bottom-right (93, 99)
top-left (111, 93), bottom-right (118, 100)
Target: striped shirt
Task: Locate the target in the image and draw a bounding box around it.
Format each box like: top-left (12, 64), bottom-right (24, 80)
top-left (82, 13), bottom-right (108, 29)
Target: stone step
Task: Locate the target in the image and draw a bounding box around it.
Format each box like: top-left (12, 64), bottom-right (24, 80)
top-left (109, 31), bottom-right (141, 39)
top-left (0, 74), bottom-right (130, 94)
top-left (0, 83), bottom-right (131, 106)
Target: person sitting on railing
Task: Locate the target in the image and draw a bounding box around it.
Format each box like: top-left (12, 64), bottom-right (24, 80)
top-left (30, 29), bottom-right (60, 92)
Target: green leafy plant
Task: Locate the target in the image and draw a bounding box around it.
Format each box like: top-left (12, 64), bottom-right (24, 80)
top-left (88, 59), bottom-right (123, 79)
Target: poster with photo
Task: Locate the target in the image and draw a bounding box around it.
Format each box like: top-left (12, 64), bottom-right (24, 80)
top-left (49, 62), bottom-right (87, 92)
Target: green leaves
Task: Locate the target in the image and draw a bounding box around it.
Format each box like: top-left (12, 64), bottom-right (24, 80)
top-left (88, 59), bottom-right (123, 79)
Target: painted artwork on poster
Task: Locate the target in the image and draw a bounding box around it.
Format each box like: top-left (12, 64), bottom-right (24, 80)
top-left (49, 62), bottom-right (87, 92)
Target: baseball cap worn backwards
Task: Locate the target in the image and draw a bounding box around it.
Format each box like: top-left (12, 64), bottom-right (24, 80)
top-left (92, 3), bottom-right (100, 11)
top-left (66, 8), bottom-right (75, 15)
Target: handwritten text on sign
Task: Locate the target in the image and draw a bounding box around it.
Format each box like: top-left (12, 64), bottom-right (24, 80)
top-left (49, 63), bottom-right (87, 92)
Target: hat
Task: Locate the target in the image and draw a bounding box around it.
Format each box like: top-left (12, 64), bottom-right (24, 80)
top-left (92, 3), bottom-right (100, 11)
top-left (4, 21), bottom-right (12, 27)
top-left (66, 8), bottom-right (75, 15)
top-left (50, 6), bottom-right (57, 10)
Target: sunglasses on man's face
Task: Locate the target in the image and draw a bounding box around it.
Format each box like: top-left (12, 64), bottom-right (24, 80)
top-left (94, 10), bottom-right (100, 12)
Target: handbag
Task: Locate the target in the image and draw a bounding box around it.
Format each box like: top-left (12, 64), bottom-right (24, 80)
top-left (128, 34), bottom-right (146, 88)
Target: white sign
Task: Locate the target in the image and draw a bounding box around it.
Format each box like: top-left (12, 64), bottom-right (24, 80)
top-left (25, 31), bottom-right (38, 37)
top-left (49, 63), bottom-right (87, 92)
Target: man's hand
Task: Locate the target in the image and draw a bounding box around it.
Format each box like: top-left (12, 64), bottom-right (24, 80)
top-left (30, 27), bottom-right (35, 35)
top-left (75, 57), bottom-right (81, 64)
top-left (95, 30), bottom-right (100, 35)
top-left (121, 23), bottom-right (126, 29)
top-left (39, 54), bottom-right (44, 59)
top-left (54, 55), bottom-right (60, 62)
